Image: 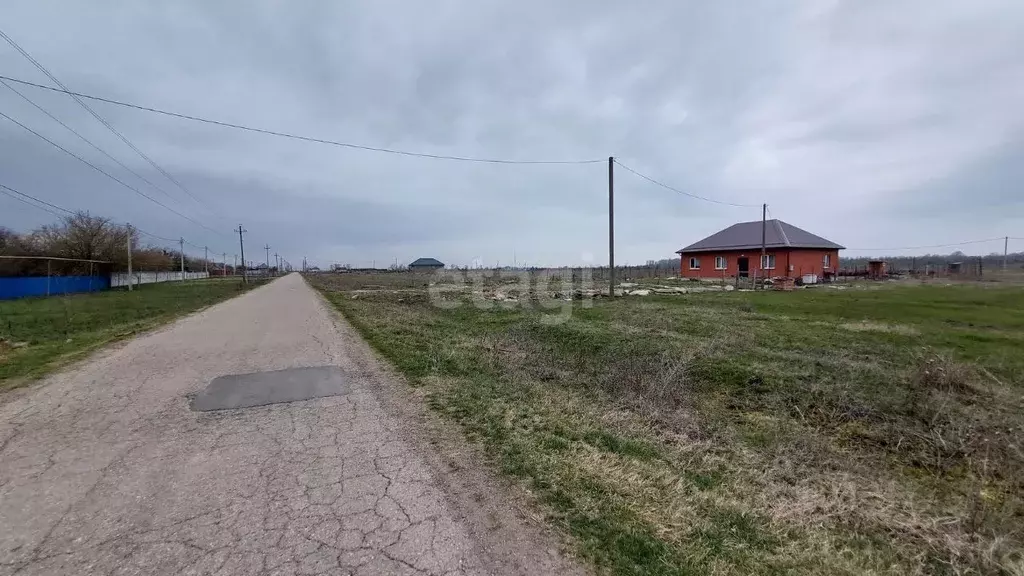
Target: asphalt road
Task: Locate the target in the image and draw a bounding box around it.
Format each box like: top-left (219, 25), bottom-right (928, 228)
top-left (0, 274), bottom-right (579, 576)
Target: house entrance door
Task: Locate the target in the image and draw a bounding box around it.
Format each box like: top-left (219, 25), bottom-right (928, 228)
top-left (737, 257), bottom-right (749, 278)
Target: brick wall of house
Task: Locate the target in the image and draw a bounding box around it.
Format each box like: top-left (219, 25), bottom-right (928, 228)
top-left (679, 248), bottom-right (840, 278)
top-left (784, 249), bottom-right (840, 278)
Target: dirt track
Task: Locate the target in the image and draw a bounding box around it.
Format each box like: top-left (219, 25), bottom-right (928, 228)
top-left (0, 273), bottom-right (583, 576)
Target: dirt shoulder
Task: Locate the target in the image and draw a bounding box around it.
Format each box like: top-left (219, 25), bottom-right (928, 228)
top-left (313, 285), bottom-right (589, 576)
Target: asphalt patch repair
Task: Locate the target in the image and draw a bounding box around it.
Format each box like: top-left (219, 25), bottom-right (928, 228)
top-left (190, 365), bottom-right (348, 411)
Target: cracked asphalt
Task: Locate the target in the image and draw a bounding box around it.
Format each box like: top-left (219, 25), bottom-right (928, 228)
top-left (0, 274), bottom-right (582, 576)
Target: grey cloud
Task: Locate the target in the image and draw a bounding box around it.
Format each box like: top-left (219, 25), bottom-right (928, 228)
top-left (2, 0), bottom-right (1023, 266)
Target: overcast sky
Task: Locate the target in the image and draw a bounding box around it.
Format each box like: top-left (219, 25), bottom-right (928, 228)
top-left (2, 1), bottom-right (1023, 268)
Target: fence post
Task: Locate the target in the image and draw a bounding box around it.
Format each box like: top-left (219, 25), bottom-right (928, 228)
top-left (126, 224), bottom-right (134, 291)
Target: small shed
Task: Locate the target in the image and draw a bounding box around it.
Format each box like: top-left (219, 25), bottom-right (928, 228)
top-left (868, 260), bottom-right (886, 279)
top-left (409, 257), bottom-right (444, 271)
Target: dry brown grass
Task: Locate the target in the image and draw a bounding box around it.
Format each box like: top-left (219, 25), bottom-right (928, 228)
top-left (310, 273), bottom-right (1024, 575)
top-left (841, 320), bottom-right (921, 336)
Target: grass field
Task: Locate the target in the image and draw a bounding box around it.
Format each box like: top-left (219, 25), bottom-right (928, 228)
top-left (0, 278), bottom-right (261, 389)
top-left (309, 272), bottom-right (1024, 575)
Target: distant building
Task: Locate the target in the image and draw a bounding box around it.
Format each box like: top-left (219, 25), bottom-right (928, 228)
top-left (409, 257), bottom-right (444, 271)
top-left (676, 219), bottom-right (844, 279)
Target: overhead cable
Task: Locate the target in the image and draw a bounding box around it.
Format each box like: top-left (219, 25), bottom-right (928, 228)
top-left (0, 74), bottom-right (604, 165)
top-left (613, 159), bottom-right (760, 208)
top-left (0, 29), bottom-right (220, 213)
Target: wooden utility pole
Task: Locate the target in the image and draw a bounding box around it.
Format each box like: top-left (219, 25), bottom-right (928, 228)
top-left (608, 156), bottom-right (615, 297)
top-left (126, 223), bottom-right (133, 291)
top-left (237, 225), bottom-right (247, 283)
top-left (179, 237), bottom-right (186, 282)
top-left (760, 203), bottom-right (767, 288)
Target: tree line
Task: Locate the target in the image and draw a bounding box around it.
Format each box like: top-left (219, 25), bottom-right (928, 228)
top-left (0, 212), bottom-right (220, 277)
top-left (839, 251), bottom-right (1024, 272)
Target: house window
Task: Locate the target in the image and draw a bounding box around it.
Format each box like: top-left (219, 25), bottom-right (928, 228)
top-left (823, 253), bottom-right (831, 268)
top-left (688, 257), bottom-right (700, 270)
top-left (761, 254), bottom-right (775, 269)
top-left (715, 256), bottom-right (727, 270)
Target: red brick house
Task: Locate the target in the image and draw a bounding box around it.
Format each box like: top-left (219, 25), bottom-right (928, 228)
top-left (676, 219), bottom-right (844, 279)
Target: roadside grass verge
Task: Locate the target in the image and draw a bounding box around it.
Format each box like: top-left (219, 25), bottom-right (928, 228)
top-left (0, 279), bottom-right (262, 390)
top-left (310, 274), bottom-right (1024, 575)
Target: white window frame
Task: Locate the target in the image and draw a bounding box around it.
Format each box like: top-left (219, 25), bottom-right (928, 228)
top-left (688, 257), bottom-right (701, 270)
top-left (823, 253), bottom-right (831, 268)
top-left (761, 254), bottom-right (776, 270)
top-left (715, 256), bottom-right (727, 270)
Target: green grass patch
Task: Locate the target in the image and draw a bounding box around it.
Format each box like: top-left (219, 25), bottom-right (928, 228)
top-left (0, 279), bottom-right (261, 389)
top-left (308, 273), bottom-right (1024, 575)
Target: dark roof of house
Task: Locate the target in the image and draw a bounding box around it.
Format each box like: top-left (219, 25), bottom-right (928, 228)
top-left (676, 219), bottom-right (845, 253)
top-left (409, 257), bottom-right (444, 267)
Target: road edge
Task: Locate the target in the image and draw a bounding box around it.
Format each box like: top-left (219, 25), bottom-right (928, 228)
top-left (306, 277), bottom-right (590, 576)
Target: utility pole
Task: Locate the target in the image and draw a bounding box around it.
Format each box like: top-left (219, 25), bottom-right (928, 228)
top-left (608, 156), bottom-right (615, 297)
top-left (264, 244), bottom-right (271, 277)
top-left (204, 246), bottom-right (209, 276)
top-left (179, 237), bottom-right (186, 282)
top-left (1004, 236), bottom-right (1009, 271)
top-left (222, 253), bottom-right (227, 276)
top-left (237, 225), bottom-right (248, 283)
top-left (274, 253), bottom-right (280, 274)
top-left (760, 203), bottom-right (767, 289)
top-left (233, 254), bottom-right (237, 276)
top-left (126, 223), bottom-right (133, 291)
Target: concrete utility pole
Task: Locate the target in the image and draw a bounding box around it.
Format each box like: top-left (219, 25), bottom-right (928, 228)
top-left (126, 223), bottom-right (133, 291)
top-left (222, 253), bottom-right (227, 276)
top-left (608, 156), bottom-right (615, 297)
top-left (264, 244), bottom-right (271, 276)
top-left (179, 238), bottom-right (186, 282)
top-left (237, 225), bottom-right (248, 283)
top-left (1004, 236), bottom-right (1009, 271)
top-left (760, 203), bottom-right (767, 289)
top-left (204, 246), bottom-right (209, 275)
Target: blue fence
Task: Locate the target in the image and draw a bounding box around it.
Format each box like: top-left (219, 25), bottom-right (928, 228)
top-left (0, 276), bottom-right (111, 300)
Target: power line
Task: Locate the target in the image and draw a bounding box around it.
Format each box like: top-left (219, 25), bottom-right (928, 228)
top-left (0, 182), bottom-right (74, 215)
top-left (135, 227), bottom-right (178, 244)
top-left (845, 238), bottom-right (1006, 251)
top-left (0, 78), bottom-right (190, 208)
top-left (0, 110), bottom-right (227, 238)
top-left (613, 159), bottom-right (760, 207)
top-left (0, 74), bottom-right (604, 165)
top-left (0, 185), bottom-right (65, 218)
top-left (0, 181), bottom-right (191, 245)
top-left (0, 29), bottom-right (220, 213)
